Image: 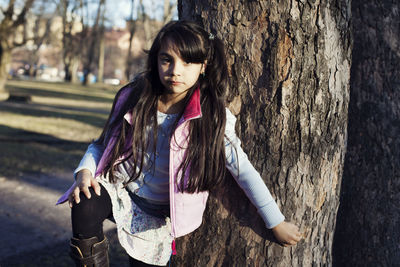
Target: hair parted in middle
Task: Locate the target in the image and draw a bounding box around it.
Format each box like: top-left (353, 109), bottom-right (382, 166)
top-left (97, 20), bottom-right (229, 193)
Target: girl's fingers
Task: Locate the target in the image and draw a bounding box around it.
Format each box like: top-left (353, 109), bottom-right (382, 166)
top-left (283, 240), bottom-right (297, 247)
top-left (289, 233), bottom-right (301, 244)
top-left (68, 186), bottom-right (79, 207)
top-left (68, 195), bottom-right (73, 208)
top-left (294, 234), bottom-right (301, 242)
top-left (80, 184), bottom-right (91, 200)
top-left (73, 187), bottom-right (81, 204)
top-left (91, 179), bottom-right (101, 196)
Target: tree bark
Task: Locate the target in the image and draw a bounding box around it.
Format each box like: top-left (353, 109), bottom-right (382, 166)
top-left (332, 1), bottom-right (400, 265)
top-left (0, 42), bottom-right (11, 92)
top-left (175, 1), bottom-right (351, 266)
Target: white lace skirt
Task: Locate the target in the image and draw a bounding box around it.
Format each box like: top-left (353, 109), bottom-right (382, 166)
top-left (98, 177), bottom-right (173, 266)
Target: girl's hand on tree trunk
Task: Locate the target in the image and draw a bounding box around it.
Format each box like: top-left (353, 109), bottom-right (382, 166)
top-left (67, 169), bottom-right (101, 208)
top-left (272, 221), bottom-right (302, 247)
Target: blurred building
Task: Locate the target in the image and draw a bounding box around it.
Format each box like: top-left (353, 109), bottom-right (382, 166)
top-left (10, 13), bottom-right (163, 84)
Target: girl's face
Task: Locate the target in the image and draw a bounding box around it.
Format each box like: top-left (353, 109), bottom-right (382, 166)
top-left (157, 39), bottom-right (205, 96)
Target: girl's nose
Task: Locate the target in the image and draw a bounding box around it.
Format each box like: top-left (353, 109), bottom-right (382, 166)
top-left (171, 61), bottom-right (183, 76)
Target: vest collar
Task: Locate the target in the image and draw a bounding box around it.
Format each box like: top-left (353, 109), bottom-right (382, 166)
top-left (181, 86), bottom-right (202, 122)
top-left (124, 87), bottom-right (202, 125)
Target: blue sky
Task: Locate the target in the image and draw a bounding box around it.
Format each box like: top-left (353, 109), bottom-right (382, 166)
top-left (105, 0), bottom-right (178, 28)
top-left (0, 0), bottom-right (178, 29)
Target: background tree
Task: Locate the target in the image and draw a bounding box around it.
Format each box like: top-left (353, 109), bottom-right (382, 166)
top-left (0, 0), bottom-right (35, 91)
top-left (175, 1), bottom-right (351, 266)
top-left (81, 0), bottom-right (106, 85)
top-left (138, 0), bottom-right (153, 50)
top-left (333, 0), bottom-right (400, 265)
top-left (60, 0), bottom-right (82, 83)
top-left (162, 0), bottom-right (176, 24)
top-left (125, 0), bottom-right (136, 81)
top-left (125, 0), bottom-right (176, 81)
top-left (97, 20), bottom-right (105, 83)
top-left (27, 0), bottom-right (56, 77)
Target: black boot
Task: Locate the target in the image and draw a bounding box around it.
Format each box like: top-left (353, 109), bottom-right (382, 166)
top-left (70, 236), bottom-right (109, 267)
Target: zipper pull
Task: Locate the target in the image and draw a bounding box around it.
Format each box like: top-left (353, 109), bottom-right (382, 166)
top-left (171, 239), bottom-right (177, 255)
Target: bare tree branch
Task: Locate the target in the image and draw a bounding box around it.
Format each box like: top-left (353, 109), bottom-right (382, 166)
top-left (163, 0), bottom-right (176, 23)
top-left (12, 0), bottom-right (35, 28)
top-left (3, 0), bottom-right (17, 21)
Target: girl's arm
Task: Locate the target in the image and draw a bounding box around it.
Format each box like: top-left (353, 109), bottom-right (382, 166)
top-left (224, 108), bottom-right (284, 228)
top-left (73, 141), bottom-right (105, 179)
top-left (224, 108), bottom-right (301, 245)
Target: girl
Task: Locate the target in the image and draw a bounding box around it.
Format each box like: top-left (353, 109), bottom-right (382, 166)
top-left (57, 20), bottom-right (301, 267)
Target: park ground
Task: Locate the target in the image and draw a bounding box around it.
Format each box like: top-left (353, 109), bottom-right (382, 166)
top-left (0, 80), bottom-right (130, 266)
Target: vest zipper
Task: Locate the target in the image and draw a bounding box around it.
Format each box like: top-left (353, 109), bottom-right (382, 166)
top-left (169, 138), bottom-right (177, 253)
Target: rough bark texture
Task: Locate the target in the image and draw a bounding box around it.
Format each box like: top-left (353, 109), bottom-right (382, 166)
top-left (333, 1), bottom-right (400, 266)
top-left (175, 1), bottom-right (351, 266)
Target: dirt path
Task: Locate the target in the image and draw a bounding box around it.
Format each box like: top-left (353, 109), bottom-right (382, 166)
top-left (0, 172), bottom-right (128, 266)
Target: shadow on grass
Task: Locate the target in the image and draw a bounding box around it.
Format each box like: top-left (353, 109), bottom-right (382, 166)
top-left (0, 125), bottom-right (89, 178)
top-left (6, 83), bottom-right (115, 104)
top-left (0, 100), bottom-right (109, 129)
top-left (0, 124), bottom-right (89, 146)
top-left (0, 228), bottom-right (129, 267)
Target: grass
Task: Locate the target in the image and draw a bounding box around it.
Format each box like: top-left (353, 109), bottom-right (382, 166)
top-left (0, 79), bottom-right (118, 177)
top-left (0, 80), bottom-right (132, 265)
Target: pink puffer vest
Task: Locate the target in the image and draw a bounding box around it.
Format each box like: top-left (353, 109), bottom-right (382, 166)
top-left (122, 88), bottom-right (209, 240)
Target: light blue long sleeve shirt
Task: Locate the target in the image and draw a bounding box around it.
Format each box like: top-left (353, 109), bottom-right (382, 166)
top-left (75, 109), bottom-right (285, 229)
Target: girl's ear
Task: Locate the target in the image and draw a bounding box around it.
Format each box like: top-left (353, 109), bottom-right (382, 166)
top-left (201, 62), bottom-right (207, 74)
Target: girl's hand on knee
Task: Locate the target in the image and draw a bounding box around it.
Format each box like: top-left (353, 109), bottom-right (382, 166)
top-left (68, 169), bottom-right (101, 208)
top-left (272, 221), bottom-right (302, 247)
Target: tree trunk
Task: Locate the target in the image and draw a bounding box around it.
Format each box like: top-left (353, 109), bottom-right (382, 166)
top-left (61, 0), bottom-right (82, 83)
top-left (64, 62), bottom-right (72, 82)
top-left (175, 1), bottom-right (351, 266)
top-left (83, 0), bottom-right (106, 85)
top-left (125, 0), bottom-right (136, 81)
top-left (64, 55), bottom-right (80, 83)
top-left (70, 56), bottom-right (80, 83)
top-left (332, 1), bottom-right (400, 266)
top-left (28, 5), bottom-right (53, 78)
top-left (0, 43), bottom-right (11, 92)
top-left (0, 0), bottom-right (35, 91)
top-left (97, 33), bottom-right (105, 83)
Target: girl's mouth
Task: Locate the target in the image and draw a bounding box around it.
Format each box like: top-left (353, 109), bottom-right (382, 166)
top-left (170, 81), bottom-right (182, 85)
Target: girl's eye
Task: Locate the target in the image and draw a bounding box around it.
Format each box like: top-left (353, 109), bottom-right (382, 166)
top-left (160, 57), bottom-right (170, 63)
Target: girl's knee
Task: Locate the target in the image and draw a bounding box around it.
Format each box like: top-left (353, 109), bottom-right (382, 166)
top-left (72, 187), bottom-right (110, 219)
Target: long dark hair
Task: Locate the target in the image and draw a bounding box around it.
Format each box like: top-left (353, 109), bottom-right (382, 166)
top-left (97, 20), bottom-right (229, 193)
